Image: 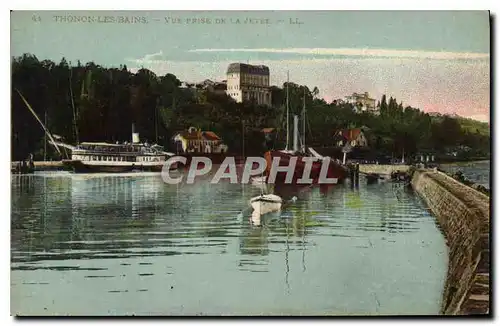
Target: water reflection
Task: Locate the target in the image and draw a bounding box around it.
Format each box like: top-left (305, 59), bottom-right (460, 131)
top-left (439, 160), bottom-right (490, 188)
top-left (12, 173), bottom-right (212, 266)
top-left (11, 172), bottom-right (448, 316)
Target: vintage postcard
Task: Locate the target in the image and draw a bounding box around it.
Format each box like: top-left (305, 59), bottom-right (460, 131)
top-left (10, 10), bottom-right (490, 316)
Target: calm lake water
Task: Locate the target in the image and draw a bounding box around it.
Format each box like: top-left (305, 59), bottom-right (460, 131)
top-left (439, 160), bottom-right (490, 189)
top-left (11, 171), bottom-right (448, 316)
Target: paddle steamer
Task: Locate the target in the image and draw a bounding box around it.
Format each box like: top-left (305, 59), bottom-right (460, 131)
top-left (61, 141), bottom-right (177, 173)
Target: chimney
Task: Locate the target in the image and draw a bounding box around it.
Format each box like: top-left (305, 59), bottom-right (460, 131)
top-left (293, 115), bottom-right (299, 152)
top-left (131, 123), bottom-right (140, 144)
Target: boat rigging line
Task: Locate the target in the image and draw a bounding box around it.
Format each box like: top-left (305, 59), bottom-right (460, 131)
top-left (15, 89), bottom-right (63, 156)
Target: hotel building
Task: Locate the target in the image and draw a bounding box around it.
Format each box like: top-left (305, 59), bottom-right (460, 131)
top-left (226, 63), bottom-right (272, 106)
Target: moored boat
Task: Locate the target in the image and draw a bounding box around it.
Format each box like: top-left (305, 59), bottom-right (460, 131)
top-left (365, 173), bottom-right (380, 184)
top-left (16, 90), bottom-right (177, 174)
top-left (264, 74), bottom-right (347, 185)
top-left (59, 142), bottom-right (177, 173)
top-left (250, 194), bottom-right (283, 216)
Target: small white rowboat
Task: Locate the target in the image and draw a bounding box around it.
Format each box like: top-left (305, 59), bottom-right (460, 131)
top-left (250, 194), bottom-right (283, 215)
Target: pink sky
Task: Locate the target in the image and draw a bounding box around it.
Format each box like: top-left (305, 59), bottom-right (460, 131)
top-left (128, 51), bottom-right (490, 123)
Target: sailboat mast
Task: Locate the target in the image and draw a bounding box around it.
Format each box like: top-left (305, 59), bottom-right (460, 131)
top-left (286, 71), bottom-right (290, 150)
top-left (69, 64), bottom-right (79, 144)
top-left (302, 88), bottom-right (306, 152)
top-left (155, 100), bottom-right (159, 143)
top-left (44, 111), bottom-right (47, 161)
top-left (16, 90), bottom-right (62, 155)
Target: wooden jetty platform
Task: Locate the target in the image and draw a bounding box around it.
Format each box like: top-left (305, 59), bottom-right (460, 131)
top-left (11, 161), bottom-right (66, 173)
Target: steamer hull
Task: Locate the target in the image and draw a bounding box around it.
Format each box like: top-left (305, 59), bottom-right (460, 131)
top-left (62, 159), bottom-right (178, 173)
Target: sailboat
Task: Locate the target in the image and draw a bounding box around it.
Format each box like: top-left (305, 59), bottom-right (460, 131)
top-left (249, 168), bottom-right (283, 216)
top-left (263, 73), bottom-right (347, 185)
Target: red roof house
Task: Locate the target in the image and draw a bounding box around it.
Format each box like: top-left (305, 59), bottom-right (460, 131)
top-left (334, 128), bottom-right (368, 147)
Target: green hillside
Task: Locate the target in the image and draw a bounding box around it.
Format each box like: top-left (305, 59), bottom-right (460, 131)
top-left (430, 115), bottom-right (490, 137)
top-left (456, 116), bottom-right (490, 136)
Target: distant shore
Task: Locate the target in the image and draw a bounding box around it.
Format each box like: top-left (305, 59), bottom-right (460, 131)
top-left (10, 156), bottom-right (490, 173)
top-left (436, 158), bottom-right (490, 165)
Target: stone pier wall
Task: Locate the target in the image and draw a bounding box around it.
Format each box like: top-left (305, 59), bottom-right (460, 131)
top-left (411, 169), bottom-right (490, 315)
top-left (358, 164), bottom-right (410, 175)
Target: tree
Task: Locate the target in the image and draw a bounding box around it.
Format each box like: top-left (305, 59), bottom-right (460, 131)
top-left (312, 86), bottom-right (319, 99)
top-left (11, 53), bottom-right (490, 161)
top-left (380, 94), bottom-right (388, 116)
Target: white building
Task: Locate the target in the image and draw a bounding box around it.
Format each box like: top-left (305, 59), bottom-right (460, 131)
top-left (226, 63), bottom-right (272, 106)
top-left (345, 92), bottom-right (378, 114)
top-left (344, 92), bottom-right (376, 108)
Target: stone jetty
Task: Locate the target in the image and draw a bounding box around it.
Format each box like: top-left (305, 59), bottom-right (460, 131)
top-left (411, 169), bottom-right (490, 315)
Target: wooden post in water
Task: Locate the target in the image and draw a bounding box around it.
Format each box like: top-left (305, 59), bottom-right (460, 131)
top-left (349, 164), bottom-right (355, 188)
top-left (355, 163), bottom-right (360, 187)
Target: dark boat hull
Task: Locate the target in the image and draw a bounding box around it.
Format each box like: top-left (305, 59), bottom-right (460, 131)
top-left (62, 160), bottom-right (177, 173)
top-left (365, 173), bottom-right (380, 184)
top-left (177, 153), bottom-right (245, 167)
top-left (264, 150), bottom-right (348, 184)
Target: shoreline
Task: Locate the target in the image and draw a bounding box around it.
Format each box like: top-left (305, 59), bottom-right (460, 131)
top-left (10, 157), bottom-right (491, 173)
top-left (438, 159), bottom-right (490, 165)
